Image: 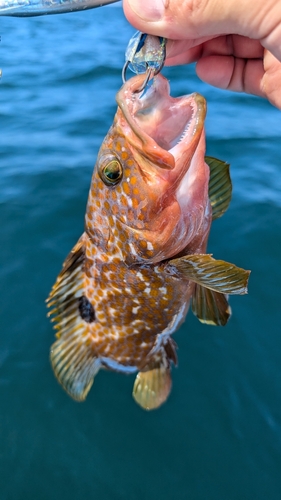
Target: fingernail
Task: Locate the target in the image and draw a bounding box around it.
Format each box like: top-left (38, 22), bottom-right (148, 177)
top-left (127, 0), bottom-right (164, 21)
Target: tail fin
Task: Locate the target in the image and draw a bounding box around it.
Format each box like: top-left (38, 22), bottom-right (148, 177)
top-left (133, 354), bottom-right (172, 410)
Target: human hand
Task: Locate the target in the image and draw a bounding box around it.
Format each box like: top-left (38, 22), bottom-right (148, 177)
top-left (123, 0), bottom-right (281, 109)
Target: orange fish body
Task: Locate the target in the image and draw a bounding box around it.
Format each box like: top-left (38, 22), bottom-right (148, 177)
top-left (48, 74), bottom-right (249, 409)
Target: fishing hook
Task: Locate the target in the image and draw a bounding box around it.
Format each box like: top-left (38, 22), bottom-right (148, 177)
top-left (122, 32), bottom-right (166, 93)
top-left (122, 63), bottom-right (155, 93)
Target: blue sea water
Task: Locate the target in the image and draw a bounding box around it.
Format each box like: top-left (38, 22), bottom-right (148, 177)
top-left (1, 5), bottom-right (281, 499)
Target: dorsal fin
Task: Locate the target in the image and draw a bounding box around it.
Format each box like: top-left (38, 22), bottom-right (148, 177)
top-left (191, 284), bottom-right (232, 326)
top-left (205, 156), bottom-right (232, 220)
top-left (47, 233), bottom-right (100, 401)
top-left (47, 234), bottom-right (85, 339)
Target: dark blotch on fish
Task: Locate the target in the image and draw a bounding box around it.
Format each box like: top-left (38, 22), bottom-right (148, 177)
top-left (78, 296), bottom-right (95, 323)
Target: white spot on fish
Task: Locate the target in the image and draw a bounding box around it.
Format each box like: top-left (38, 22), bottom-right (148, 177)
top-left (132, 319), bottom-right (143, 326)
top-left (132, 306), bottom-right (140, 314)
top-left (144, 287), bottom-right (151, 295)
top-left (128, 198), bottom-right (133, 207)
top-left (126, 177), bottom-right (130, 182)
top-left (136, 271), bottom-right (144, 281)
top-left (129, 243), bottom-right (137, 256)
top-left (108, 306), bottom-right (117, 316)
top-left (159, 287), bottom-right (167, 295)
top-left (147, 242), bottom-right (154, 251)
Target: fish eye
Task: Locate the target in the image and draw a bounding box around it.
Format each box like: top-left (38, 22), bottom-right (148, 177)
top-left (99, 159), bottom-right (123, 186)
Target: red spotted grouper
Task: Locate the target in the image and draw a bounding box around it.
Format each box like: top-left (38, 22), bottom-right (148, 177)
top-left (47, 73), bottom-right (250, 410)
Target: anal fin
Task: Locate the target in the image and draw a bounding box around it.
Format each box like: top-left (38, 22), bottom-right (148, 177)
top-left (191, 283), bottom-right (231, 326)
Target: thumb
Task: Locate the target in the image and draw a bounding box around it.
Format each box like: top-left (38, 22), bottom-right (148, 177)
top-left (123, 0), bottom-right (281, 58)
top-left (123, 0), bottom-right (247, 38)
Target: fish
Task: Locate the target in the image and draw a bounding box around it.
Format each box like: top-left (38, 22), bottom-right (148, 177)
top-left (47, 73), bottom-right (250, 410)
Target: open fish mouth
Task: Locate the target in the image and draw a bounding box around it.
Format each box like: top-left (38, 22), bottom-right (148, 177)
top-left (116, 73), bottom-right (206, 166)
top-left (113, 73), bottom-right (209, 259)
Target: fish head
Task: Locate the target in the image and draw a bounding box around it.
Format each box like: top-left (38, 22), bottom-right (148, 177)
top-left (87, 73), bottom-right (211, 264)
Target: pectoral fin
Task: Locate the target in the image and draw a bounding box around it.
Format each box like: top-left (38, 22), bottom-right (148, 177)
top-left (191, 284), bottom-right (231, 326)
top-left (47, 233), bottom-right (100, 401)
top-left (133, 358), bottom-right (171, 411)
top-left (168, 254), bottom-right (250, 295)
top-left (205, 156), bottom-right (232, 220)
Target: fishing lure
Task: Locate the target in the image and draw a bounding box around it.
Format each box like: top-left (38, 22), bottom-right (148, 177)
top-left (122, 32), bottom-right (167, 92)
